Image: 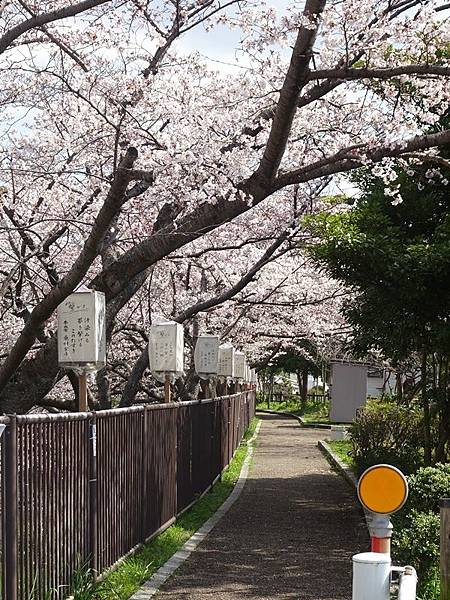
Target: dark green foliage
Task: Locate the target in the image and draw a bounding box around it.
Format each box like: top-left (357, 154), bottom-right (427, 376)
top-left (406, 463), bottom-right (450, 514)
top-left (349, 401), bottom-right (423, 476)
top-left (305, 111), bottom-right (450, 362)
top-left (272, 345), bottom-right (321, 378)
top-left (307, 163), bottom-right (450, 361)
top-left (391, 464), bottom-right (450, 598)
top-left (307, 112), bottom-right (450, 464)
top-left (392, 510), bottom-right (440, 586)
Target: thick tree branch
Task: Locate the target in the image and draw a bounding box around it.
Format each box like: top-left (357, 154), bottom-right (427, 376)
top-left (309, 64), bottom-right (450, 81)
top-left (0, 0), bottom-right (111, 54)
top-left (93, 128), bottom-right (450, 307)
top-left (273, 128), bottom-right (450, 189)
top-left (0, 147), bottom-right (141, 391)
top-left (246, 0), bottom-right (327, 189)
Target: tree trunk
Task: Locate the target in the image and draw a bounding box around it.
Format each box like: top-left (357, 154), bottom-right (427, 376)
top-left (296, 371), bottom-right (302, 408)
top-left (119, 349), bottom-right (149, 407)
top-left (395, 372), bottom-right (403, 403)
top-left (301, 366), bottom-right (308, 413)
top-left (421, 350), bottom-right (432, 466)
top-left (434, 355), bottom-right (449, 463)
top-left (96, 368), bottom-right (112, 410)
top-left (0, 337), bottom-right (61, 413)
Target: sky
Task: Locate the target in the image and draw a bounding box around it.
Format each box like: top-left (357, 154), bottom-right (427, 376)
top-left (175, 0), bottom-right (293, 71)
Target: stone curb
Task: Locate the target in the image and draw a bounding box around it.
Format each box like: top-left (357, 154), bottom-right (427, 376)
top-left (129, 420), bottom-right (262, 599)
top-left (317, 440), bottom-right (357, 487)
top-left (318, 440), bottom-right (374, 532)
top-left (256, 409), bottom-right (331, 429)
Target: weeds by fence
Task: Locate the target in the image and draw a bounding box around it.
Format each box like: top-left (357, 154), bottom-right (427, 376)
top-left (0, 391), bottom-right (255, 599)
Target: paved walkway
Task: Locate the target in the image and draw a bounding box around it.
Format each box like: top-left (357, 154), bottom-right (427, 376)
top-left (156, 414), bottom-right (367, 599)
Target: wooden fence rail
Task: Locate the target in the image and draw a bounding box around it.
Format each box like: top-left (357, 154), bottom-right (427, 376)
top-left (0, 391), bottom-right (256, 600)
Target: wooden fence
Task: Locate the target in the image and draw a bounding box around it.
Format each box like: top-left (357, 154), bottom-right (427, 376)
top-left (0, 391), bottom-right (256, 600)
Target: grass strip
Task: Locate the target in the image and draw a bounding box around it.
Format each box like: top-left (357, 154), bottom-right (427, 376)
top-left (327, 439), bottom-right (354, 470)
top-left (92, 417), bottom-right (260, 600)
top-left (256, 400), bottom-right (302, 416)
top-left (256, 400), bottom-right (330, 425)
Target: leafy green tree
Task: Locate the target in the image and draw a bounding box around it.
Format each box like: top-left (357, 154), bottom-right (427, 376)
top-left (271, 344), bottom-right (322, 411)
top-left (306, 113), bottom-right (450, 463)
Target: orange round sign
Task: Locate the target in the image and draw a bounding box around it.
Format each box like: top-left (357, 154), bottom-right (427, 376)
top-left (357, 464), bottom-right (408, 514)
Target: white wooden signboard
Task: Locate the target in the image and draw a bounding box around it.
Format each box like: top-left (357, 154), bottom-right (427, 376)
top-left (194, 335), bottom-right (219, 378)
top-left (234, 352), bottom-right (246, 380)
top-left (57, 289), bottom-right (106, 371)
top-left (149, 322), bottom-right (184, 374)
top-left (217, 344), bottom-right (235, 377)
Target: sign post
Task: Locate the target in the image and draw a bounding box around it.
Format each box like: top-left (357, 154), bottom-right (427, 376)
top-left (217, 344), bottom-right (235, 396)
top-left (57, 288), bottom-right (106, 412)
top-left (194, 335), bottom-right (219, 399)
top-left (148, 321), bottom-right (184, 403)
top-left (78, 373), bottom-right (88, 412)
top-left (234, 351), bottom-right (246, 393)
top-left (357, 464), bottom-right (408, 555)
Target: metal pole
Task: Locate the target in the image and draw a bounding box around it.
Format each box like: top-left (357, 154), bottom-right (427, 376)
top-left (164, 373), bottom-right (171, 403)
top-left (441, 498), bottom-right (450, 600)
top-left (398, 566), bottom-right (417, 600)
top-left (89, 414), bottom-right (98, 578)
top-left (370, 514), bottom-right (393, 555)
top-left (3, 415), bottom-right (18, 600)
top-left (79, 372), bottom-right (88, 412)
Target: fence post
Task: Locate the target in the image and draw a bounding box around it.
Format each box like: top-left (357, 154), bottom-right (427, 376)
top-left (141, 406), bottom-right (149, 538)
top-left (3, 415), bottom-right (18, 600)
top-left (89, 413), bottom-right (98, 578)
top-left (441, 498), bottom-right (450, 600)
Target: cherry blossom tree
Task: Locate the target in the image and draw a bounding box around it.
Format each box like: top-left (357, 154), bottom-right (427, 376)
top-left (0, 0), bottom-right (449, 412)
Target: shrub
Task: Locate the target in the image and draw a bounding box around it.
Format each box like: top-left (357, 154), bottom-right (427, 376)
top-left (349, 401), bottom-right (423, 476)
top-left (392, 464), bottom-right (450, 599)
top-left (407, 463), bottom-right (450, 514)
top-left (392, 510), bottom-right (440, 592)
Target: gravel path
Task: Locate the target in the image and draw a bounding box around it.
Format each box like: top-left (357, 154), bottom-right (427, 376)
top-left (155, 413), bottom-right (367, 600)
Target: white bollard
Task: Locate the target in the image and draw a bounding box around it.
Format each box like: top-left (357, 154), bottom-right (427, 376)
top-left (398, 566), bottom-right (417, 600)
top-left (352, 552), bottom-right (391, 600)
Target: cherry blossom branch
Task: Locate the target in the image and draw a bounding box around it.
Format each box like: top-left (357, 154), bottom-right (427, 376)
top-left (141, 0), bottom-right (244, 78)
top-left (273, 128), bottom-right (450, 189)
top-left (401, 153), bottom-right (450, 169)
top-left (309, 64), bottom-right (450, 81)
top-left (120, 229), bottom-right (296, 406)
top-left (15, 0), bottom-right (89, 70)
top-left (0, 0), bottom-right (112, 54)
top-left (232, 289), bottom-right (349, 308)
top-left (174, 232), bottom-right (292, 323)
top-left (247, 0), bottom-right (327, 189)
top-left (0, 147), bottom-right (142, 391)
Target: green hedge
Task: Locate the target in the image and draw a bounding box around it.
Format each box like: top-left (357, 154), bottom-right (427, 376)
top-left (349, 401), bottom-right (423, 476)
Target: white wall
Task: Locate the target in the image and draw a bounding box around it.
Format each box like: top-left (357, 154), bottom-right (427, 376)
top-left (330, 363), bottom-right (368, 423)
